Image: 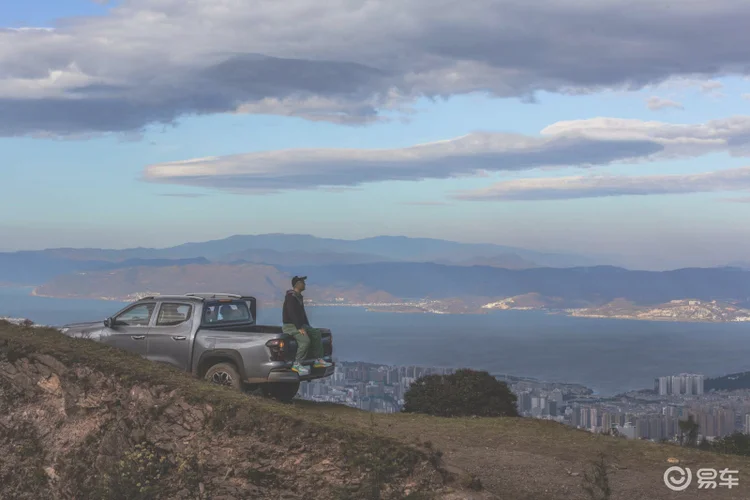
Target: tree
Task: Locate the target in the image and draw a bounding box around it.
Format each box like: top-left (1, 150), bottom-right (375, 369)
top-left (403, 369), bottom-right (519, 418)
top-left (678, 416), bottom-right (700, 447)
top-left (712, 432), bottom-right (750, 456)
top-left (698, 436), bottom-right (711, 450)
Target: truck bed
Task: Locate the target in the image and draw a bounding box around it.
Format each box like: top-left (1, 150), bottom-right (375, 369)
top-left (200, 323), bottom-right (284, 334)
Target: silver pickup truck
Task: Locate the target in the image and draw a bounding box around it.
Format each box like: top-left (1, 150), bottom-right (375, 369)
top-left (59, 292), bottom-right (335, 401)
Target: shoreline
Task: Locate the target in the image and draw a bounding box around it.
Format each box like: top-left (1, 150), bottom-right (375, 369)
top-left (14, 287), bottom-right (750, 323)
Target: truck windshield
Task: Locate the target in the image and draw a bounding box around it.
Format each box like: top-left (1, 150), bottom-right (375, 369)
top-left (202, 300), bottom-right (253, 325)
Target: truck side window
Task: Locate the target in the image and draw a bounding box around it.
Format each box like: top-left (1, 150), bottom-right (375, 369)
top-left (156, 303), bottom-right (192, 327)
top-left (201, 301), bottom-right (251, 325)
top-left (114, 303), bottom-right (155, 326)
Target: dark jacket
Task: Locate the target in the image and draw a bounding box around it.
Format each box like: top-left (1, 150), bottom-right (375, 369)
top-left (282, 289), bottom-right (310, 329)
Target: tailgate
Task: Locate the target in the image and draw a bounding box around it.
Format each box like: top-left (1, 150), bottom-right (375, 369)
top-left (284, 328), bottom-right (333, 359)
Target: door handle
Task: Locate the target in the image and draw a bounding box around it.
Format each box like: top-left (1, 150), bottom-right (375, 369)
top-left (171, 336), bottom-right (187, 341)
top-left (131, 335), bottom-right (146, 340)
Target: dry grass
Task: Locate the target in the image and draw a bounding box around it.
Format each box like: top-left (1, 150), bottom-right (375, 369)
top-left (4, 320), bottom-right (750, 499)
top-left (292, 401), bottom-right (750, 499)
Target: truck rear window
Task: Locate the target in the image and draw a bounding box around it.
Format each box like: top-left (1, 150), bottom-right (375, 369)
top-left (202, 301), bottom-right (253, 325)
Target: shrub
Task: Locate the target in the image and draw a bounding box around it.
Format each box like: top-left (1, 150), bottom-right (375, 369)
top-left (581, 453), bottom-right (612, 500)
top-left (403, 369), bottom-right (519, 418)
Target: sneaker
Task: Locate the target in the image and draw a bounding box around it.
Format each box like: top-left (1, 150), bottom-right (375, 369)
top-left (291, 363), bottom-right (309, 376)
top-left (313, 358), bottom-right (333, 368)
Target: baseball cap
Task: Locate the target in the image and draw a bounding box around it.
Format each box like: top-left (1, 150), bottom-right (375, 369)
top-left (292, 275), bottom-right (307, 286)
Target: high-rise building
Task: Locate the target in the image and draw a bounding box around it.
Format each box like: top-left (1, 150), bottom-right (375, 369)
top-left (658, 373), bottom-right (705, 396)
top-left (571, 404), bottom-right (582, 427)
top-left (517, 391), bottom-right (532, 413)
top-left (717, 409), bottom-right (736, 437)
top-left (590, 408), bottom-right (599, 431)
top-left (551, 389), bottom-right (564, 406)
top-left (548, 401), bottom-right (558, 417)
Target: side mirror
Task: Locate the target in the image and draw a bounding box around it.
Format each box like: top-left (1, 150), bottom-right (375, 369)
top-left (104, 317), bottom-right (113, 328)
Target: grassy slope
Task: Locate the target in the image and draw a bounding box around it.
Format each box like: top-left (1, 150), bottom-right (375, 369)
top-left (295, 402), bottom-right (750, 499)
top-left (0, 321), bottom-right (462, 499)
top-left (3, 321), bottom-right (750, 500)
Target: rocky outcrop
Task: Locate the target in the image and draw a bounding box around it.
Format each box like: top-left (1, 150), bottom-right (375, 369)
top-left (0, 321), bottom-right (488, 499)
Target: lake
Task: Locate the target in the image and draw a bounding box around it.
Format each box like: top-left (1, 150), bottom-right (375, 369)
top-left (2, 286), bottom-right (749, 396)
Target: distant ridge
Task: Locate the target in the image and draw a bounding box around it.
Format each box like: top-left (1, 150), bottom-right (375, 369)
top-left (3, 233), bottom-right (597, 267)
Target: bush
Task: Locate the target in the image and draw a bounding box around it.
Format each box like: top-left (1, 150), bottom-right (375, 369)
top-left (402, 369), bottom-right (519, 418)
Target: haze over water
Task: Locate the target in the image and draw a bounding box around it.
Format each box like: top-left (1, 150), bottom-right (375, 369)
top-left (2, 286), bottom-right (749, 396)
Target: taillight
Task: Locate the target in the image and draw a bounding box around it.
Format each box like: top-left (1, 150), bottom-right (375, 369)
top-left (266, 339), bottom-right (286, 361)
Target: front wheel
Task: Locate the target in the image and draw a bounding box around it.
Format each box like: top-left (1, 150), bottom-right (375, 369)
top-left (262, 381), bottom-right (301, 402)
top-left (204, 362), bottom-right (242, 391)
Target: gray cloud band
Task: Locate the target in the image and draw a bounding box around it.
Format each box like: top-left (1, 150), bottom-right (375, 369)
top-left (3, 0), bottom-right (750, 136)
top-left (141, 116), bottom-right (750, 195)
top-left (453, 167), bottom-right (750, 201)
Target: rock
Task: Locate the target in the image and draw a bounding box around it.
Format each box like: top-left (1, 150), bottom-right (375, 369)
top-left (44, 466), bottom-right (60, 481)
top-left (0, 360), bottom-right (18, 376)
top-left (35, 362), bottom-right (52, 378)
top-left (32, 354), bottom-right (67, 375)
top-left (37, 374), bottom-right (62, 395)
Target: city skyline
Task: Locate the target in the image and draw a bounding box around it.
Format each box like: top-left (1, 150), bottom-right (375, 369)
top-left (301, 360), bottom-right (750, 443)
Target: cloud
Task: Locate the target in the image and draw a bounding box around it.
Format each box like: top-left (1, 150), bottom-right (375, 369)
top-left (159, 193), bottom-right (207, 198)
top-left (539, 116), bottom-right (750, 159)
top-left (142, 115), bottom-right (750, 193)
top-left (742, 94), bottom-right (750, 100)
top-left (699, 80), bottom-right (725, 93)
top-left (723, 195), bottom-right (750, 203)
top-left (143, 132), bottom-right (663, 192)
top-left (453, 166), bottom-right (750, 201)
top-left (646, 96), bottom-right (684, 111)
top-left (4, 0), bottom-right (750, 136)
top-left (401, 201), bottom-right (452, 206)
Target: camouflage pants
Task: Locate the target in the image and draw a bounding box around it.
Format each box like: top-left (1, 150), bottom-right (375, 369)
top-left (282, 324), bottom-right (324, 363)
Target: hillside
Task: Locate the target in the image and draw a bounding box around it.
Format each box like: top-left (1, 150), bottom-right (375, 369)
top-left (706, 371), bottom-right (750, 392)
top-left (0, 321), bottom-right (482, 500)
top-left (33, 263), bottom-right (400, 305)
top-left (292, 263), bottom-right (750, 305)
top-left (31, 262), bottom-right (750, 316)
top-left (3, 321), bottom-right (750, 500)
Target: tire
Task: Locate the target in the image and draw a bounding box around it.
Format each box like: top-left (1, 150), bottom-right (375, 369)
top-left (262, 381), bottom-right (301, 403)
top-left (204, 362), bottom-right (242, 391)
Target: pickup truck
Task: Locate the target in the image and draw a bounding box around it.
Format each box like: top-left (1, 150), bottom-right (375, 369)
top-left (58, 292), bottom-right (335, 402)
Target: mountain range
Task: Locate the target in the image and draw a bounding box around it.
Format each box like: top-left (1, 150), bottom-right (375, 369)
top-left (5, 234), bottom-right (750, 312)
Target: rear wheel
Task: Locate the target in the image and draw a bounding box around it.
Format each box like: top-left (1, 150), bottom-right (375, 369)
top-left (262, 381), bottom-right (301, 403)
top-left (204, 362), bottom-right (242, 391)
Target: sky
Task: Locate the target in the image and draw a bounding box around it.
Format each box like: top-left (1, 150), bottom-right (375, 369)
top-left (3, 1), bottom-right (750, 269)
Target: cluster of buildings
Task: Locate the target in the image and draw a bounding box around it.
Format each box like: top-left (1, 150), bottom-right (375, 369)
top-left (299, 363), bottom-right (750, 443)
top-left (655, 373), bottom-right (705, 396)
top-left (298, 362), bottom-right (457, 413)
top-left (517, 372), bottom-right (750, 442)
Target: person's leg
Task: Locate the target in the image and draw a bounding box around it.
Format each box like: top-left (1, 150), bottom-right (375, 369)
top-left (306, 326), bottom-right (332, 368)
top-left (282, 324), bottom-right (310, 373)
top-left (306, 327), bottom-right (323, 359)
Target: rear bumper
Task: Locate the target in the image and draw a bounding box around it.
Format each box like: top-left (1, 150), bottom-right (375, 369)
top-left (250, 359), bottom-right (335, 384)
